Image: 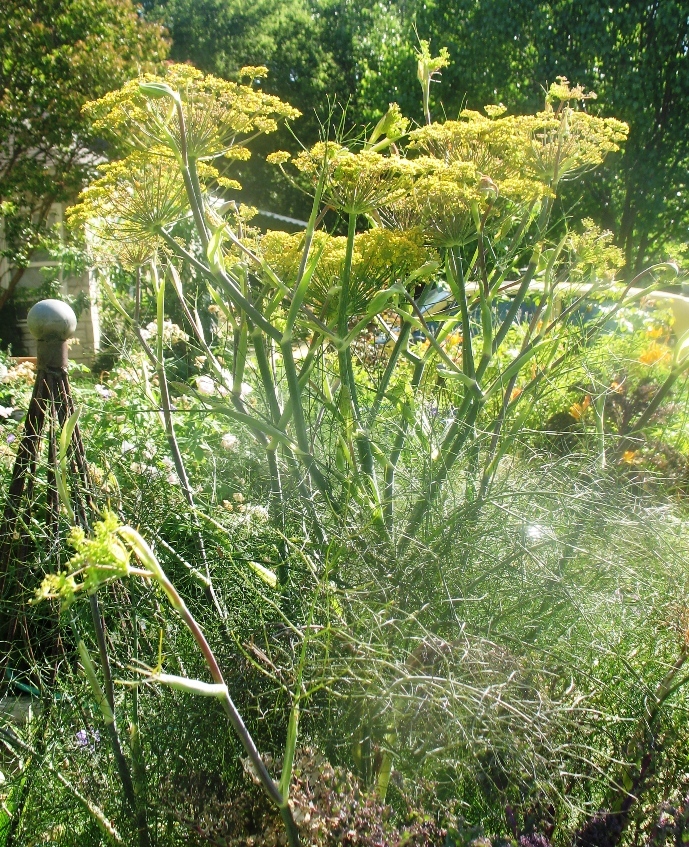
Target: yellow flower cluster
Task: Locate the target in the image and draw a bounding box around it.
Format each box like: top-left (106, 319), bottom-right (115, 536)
top-left (84, 63), bottom-right (301, 162)
top-left (525, 109), bottom-right (627, 185)
top-left (68, 151), bottom-right (187, 268)
top-left (409, 113), bottom-right (529, 178)
top-left (34, 511), bottom-right (131, 607)
top-left (286, 77), bottom-right (623, 255)
top-left (261, 227), bottom-right (430, 318)
top-left (67, 151), bottom-right (247, 268)
top-left (380, 160), bottom-right (547, 248)
top-left (409, 100), bottom-right (627, 189)
top-left (292, 142), bottom-right (416, 215)
top-left (566, 218), bottom-right (624, 282)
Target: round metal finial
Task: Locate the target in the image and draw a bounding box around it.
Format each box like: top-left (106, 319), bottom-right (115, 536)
top-left (27, 300), bottom-right (77, 370)
top-left (27, 299), bottom-right (77, 342)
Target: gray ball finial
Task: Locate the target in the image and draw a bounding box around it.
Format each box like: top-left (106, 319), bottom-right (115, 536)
top-left (27, 299), bottom-right (77, 341)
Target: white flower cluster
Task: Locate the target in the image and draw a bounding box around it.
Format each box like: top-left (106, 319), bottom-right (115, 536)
top-left (140, 320), bottom-right (188, 346)
top-left (1, 361), bottom-right (35, 385)
top-left (222, 493), bottom-right (269, 523)
top-left (194, 373), bottom-right (252, 399)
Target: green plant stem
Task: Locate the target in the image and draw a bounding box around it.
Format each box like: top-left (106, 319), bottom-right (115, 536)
top-left (251, 331), bottom-right (284, 509)
top-left (232, 321), bottom-right (248, 398)
top-left (172, 99), bottom-right (209, 250)
top-left (79, 636), bottom-right (148, 846)
top-left (368, 320), bottom-right (412, 427)
top-left (281, 341), bottom-right (331, 500)
top-left (482, 197), bottom-right (553, 372)
top-left (623, 367), bottom-right (686, 442)
top-left (252, 331), bottom-right (282, 424)
top-left (134, 272), bottom-right (223, 619)
top-left (488, 202), bottom-right (538, 294)
top-left (167, 264), bottom-right (284, 505)
top-left (384, 357), bottom-right (426, 533)
top-left (446, 249), bottom-right (475, 379)
top-left (279, 550), bottom-right (327, 799)
top-left (158, 228), bottom-right (281, 342)
top-left (476, 275), bottom-right (556, 500)
top-left (188, 157), bottom-right (211, 243)
top-left (87, 596), bottom-right (149, 844)
top-left (337, 212), bottom-right (377, 487)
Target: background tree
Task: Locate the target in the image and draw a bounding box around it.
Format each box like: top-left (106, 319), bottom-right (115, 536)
top-left (0, 0), bottom-right (168, 312)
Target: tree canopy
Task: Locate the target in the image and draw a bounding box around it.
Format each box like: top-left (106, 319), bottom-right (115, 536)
top-left (0, 0), bottom-right (168, 310)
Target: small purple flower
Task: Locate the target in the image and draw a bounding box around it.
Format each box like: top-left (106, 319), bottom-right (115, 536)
top-left (94, 384), bottom-right (114, 400)
top-left (7, 433), bottom-right (16, 444)
top-left (75, 728), bottom-right (101, 749)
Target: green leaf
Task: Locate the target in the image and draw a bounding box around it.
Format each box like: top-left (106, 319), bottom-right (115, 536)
top-left (100, 277), bottom-right (130, 322)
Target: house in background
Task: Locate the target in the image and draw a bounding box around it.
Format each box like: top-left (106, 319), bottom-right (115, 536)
top-left (0, 202), bottom-right (101, 363)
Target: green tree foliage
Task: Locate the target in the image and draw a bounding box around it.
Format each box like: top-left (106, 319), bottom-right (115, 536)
top-left (146, 0), bottom-right (689, 275)
top-left (0, 0), bottom-right (168, 310)
top-left (533, 1), bottom-right (689, 276)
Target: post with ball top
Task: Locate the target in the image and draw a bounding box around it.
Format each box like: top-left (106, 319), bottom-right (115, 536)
top-left (0, 299), bottom-right (94, 673)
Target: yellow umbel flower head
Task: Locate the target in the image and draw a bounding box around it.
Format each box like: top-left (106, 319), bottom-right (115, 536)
top-left (293, 142), bottom-right (416, 215)
top-left (566, 218), bottom-right (624, 283)
top-left (261, 227), bottom-right (430, 319)
top-left (84, 63), bottom-right (301, 162)
top-left (68, 151), bottom-right (189, 268)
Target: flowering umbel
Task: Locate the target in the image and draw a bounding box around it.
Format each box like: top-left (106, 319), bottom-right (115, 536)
top-left (83, 63), bottom-right (300, 162)
top-left (261, 227), bottom-right (430, 317)
top-left (34, 511), bottom-right (131, 606)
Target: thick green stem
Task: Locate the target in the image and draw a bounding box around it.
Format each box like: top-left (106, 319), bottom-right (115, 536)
top-left (158, 228), bottom-right (281, 342)
top-left (281, 342), bottom-right (331, 500)
top-left (232, 322), bottom-right (248, 398)
top-left (368, 320), bottom-right (412, 427)
top-left (337, 213), bottom-right (376, 483)
top-left (446, 249), bottom-right (475, 379)
top-left (79, 637), bottom-right (148, 846)
top-left (252, 330), bottom-right (282, 424)
top-left (384, 357), bottom-right (426, 532)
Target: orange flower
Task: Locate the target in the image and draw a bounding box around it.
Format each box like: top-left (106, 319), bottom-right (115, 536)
top-left (621, 450), bottom-right (638, 464)
top-left (639, 342), bottom-right (670, 365)
top-left (569, 395), bottom-right (591, 420)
